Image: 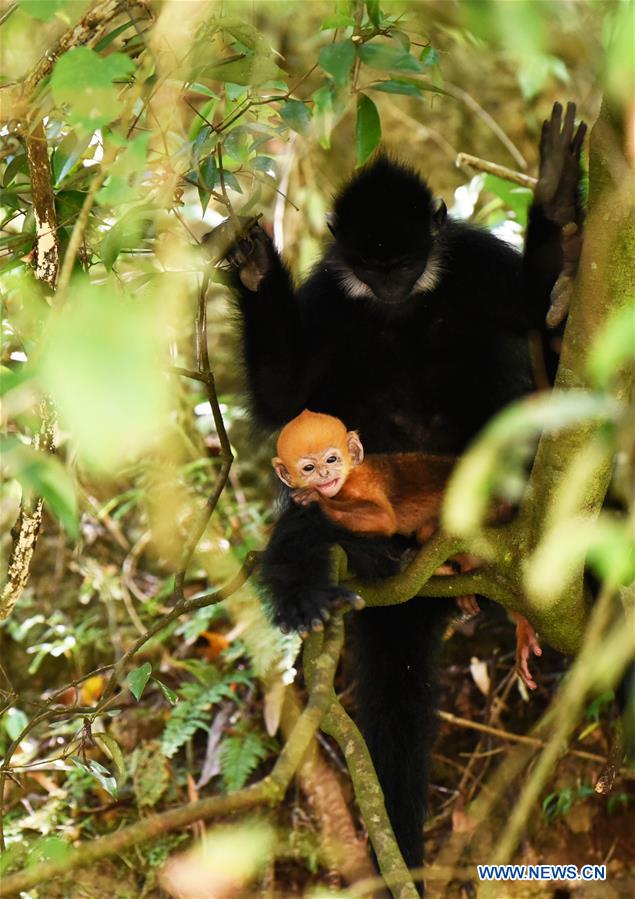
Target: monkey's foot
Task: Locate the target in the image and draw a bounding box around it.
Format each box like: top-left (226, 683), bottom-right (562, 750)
top-left (513, 612), bottom-right (542, 691)
top-left (275, 586), bottom-right (365, 637)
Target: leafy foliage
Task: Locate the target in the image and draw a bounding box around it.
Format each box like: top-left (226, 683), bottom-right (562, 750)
top-left (219, 727), bottom-right (272, 792)
top-left (160, 666), bottom-right (252, 759)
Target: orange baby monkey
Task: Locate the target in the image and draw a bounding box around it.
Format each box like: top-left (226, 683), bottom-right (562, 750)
top-left (273, 410), bottom-right (542, 689)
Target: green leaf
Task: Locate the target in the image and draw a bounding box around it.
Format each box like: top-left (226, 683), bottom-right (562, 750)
top-left (390, 30), bottom-right (410, 51)
top-left (420, 46), bottom-right (440, 67)
top-left (358, 43), bottom-right (424, 73)
top-left (4, 707), bottom-right (28, 741)
top-left (97, 133), bottom-right (150, 206)
top-left (28, 836), bottom-right (70, 864)
top-left (321, 14), bottom-right (355, 29)
top-left (280, 99), bottom-right (312, 134)
top-left (100, 209), bottom-right (153, 271)
top-left (128, 662), bottom-right (152, 701)
top-left (204, 56), bottom-right (282, 87)
top-left (52, 131), bottom-right (93, 187)
top-left (94, 19), bottom-right (142, 52)
top-left (153, 677), bottom-right (179, 705)
top-left (220, 731), bottom-right (270, 791)
top-left (355, 94), bottom-right (381, 167)
top-left (484, 174), bottom-right (532, 226)
top-left (93, 732), bottom-right (126, 788)
top-left (51, 48), bottom-right (135, 130)
top-left (70, 756), bottom-right (118, 798)
top-left (1, 438), bottom-right (78, 538)
top-left (312, 85), bottom-right (334, 149)
top-left (366, 0), bottom-right (382, 27)
top-left (587, 301), bottom-right (635, 388)
top-left (319, 39), bottom-right (356, 87)
top-left (17, 0), bottom-right (66, 21)
top-left (370, 79), bottom-right (423, 97)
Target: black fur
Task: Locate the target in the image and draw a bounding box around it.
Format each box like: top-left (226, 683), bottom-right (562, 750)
top-left (227, 154), bottom-right (576, 886)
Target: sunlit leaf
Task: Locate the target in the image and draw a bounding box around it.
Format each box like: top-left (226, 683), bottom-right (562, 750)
top-left (96, 132), bottom-right (150, 206)
top-left (319, 39), bottom-right (356, 87)
top-left (4, 707), bottom-right (28, 741)
top-left (51, 48), bottom-right (135, 130)
top-left (312, 85), bottom-right (334, 150)
top-left (321, 14), bottom-right (355, 30)
top-left (94, 732), bottom-right (127, 788)
top-left (1, 438), bottom-right (78, 538)
top-left (587, 301), bottom-right (635, 388)
top-left (484, 174), bottom-right (532, 226)
top-left (17, 0), bottom-right (67, 21)
top-left (38, 279), bottom-right (171, 471)
top-left (355, 94), bottom-right (381, 167)
top-left (28, 836), bottom-right (70, 864)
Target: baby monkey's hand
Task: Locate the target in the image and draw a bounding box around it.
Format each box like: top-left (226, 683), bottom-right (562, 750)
top-left (291, 487), bottom-right (321, 507)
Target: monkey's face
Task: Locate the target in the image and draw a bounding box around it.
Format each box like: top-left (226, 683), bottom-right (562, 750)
top-left (349, 255), bottom-right (430, 305)
top-left (292, 447), bottom-right (349, 496)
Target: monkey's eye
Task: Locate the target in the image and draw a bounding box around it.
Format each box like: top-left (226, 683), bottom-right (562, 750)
top-left (302, 464), bottom-right (315, 473)
top-left (326, 456), bottom-right (338, 464)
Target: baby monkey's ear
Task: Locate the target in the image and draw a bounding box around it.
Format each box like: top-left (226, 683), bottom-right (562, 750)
top-left (272, 457), bottom-right (294, 487)
top-left (347, 431), bottom-right (364, 466)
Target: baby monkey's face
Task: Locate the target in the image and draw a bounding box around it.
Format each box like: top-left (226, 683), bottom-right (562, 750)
top-left (294, 446), bottom-right (348, 497)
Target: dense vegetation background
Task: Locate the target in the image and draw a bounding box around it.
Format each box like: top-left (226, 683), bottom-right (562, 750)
top-left (0, 1), bottom-right (633, 897)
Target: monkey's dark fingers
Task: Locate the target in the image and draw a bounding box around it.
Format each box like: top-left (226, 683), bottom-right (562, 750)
top-left (571, 120), bottom-right (587, 156)
top-left (550, 100), bottom-right (563, 135)
top-left (562, 101), bottom-right (576, 145)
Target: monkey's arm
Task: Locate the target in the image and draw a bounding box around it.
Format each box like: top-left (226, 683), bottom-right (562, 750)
top-left (524, 101), bottom-right (586, 330)
top-left (318, 495), bottom-right (398, 536)
top-left (224, 224), bottom-right (315, 428)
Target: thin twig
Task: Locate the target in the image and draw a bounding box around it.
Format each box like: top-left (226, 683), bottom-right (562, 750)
top-left (436, 709), bottom-right (634, 775)
top-left (456, 152), bottom-right (537, 189)
top-left (443, 82), bottom-right (528, 170)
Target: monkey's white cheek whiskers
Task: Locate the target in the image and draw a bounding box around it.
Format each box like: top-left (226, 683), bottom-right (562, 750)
top-left (337, 269), bottom-right (374, 299)
top-left (414, 252), bottom-right (442, 294)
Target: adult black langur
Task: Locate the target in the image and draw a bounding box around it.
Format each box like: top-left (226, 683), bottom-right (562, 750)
top-left (219, 102), bottom-right (587, 889)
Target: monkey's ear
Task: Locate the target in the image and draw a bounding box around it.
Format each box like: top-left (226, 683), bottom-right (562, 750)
top-left (272, 458), bottom-right (294, 487)
top-left (432, 198), bottom-right (447, 229)
top-left (347, 432), bottom-right (364, 466)
top-left (325, 213), bottom-right (338, 237)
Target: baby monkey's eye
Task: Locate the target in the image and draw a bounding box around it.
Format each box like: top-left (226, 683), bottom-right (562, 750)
top-left (302, 464), bottom-right (315, 473)
top-left (326, 456), bottom-right (338, 464)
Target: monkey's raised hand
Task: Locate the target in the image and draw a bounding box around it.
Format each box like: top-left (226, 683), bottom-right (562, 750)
top-left (226, 223), bottom-right (276, 292)
top-left (535, 101), bottom-right (586, 228)
top-left (535, 102), bottom-right (587, 328)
